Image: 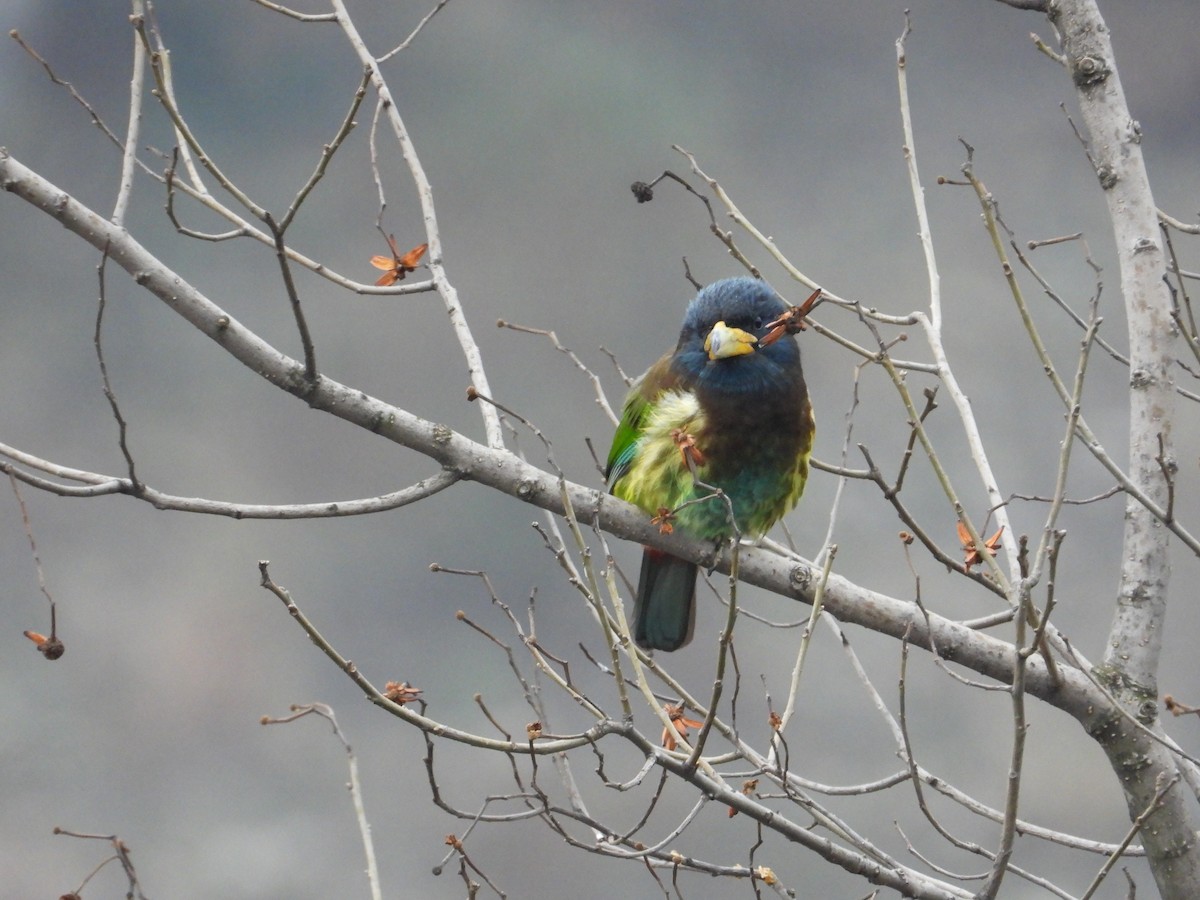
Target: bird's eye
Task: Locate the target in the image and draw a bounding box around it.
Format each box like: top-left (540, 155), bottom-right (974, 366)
top-left (753, 316), bottom-right (763, 329)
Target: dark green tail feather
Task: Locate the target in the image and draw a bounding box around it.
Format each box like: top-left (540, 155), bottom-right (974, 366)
top-left (633, 549), bottom-right (698, 651)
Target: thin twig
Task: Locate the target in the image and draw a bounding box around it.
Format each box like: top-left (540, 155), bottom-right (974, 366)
top-left (8, 470), bottom-right (65, 660)
top-left (497, 319), bottom-right (618, 423)
top-left (261, 704), bottom-right (383, 900)
top-left (264, 212), bottom-right (318, 384)
top-left (778, 547), bottom-right (837, 732)
top-left (279, 67), bottom-right (371, 231)
top-left (95, 246), bottom-right (141, 490)
top-left (1078, 773), bottom-right (1179, 900)
top-left (378, 0), bottom-right (455, 62)
top-left (53, 828), bottom-right (149, 900)
top-left (249, 0), bottom-right (338, 22)
top-left (9, 30), bottom-right (125, 148)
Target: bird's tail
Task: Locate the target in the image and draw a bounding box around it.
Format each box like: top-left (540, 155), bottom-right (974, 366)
top-left (633, 548), bottom-right (698, 651)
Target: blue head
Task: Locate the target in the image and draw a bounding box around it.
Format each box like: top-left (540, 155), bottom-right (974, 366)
top-left (670, 277), bottom-right (802, 397)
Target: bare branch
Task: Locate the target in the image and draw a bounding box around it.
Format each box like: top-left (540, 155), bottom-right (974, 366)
top-left (261, 704), bottom-right (383, 900)
top-left (9, 30), bottom-right (126, 149)
top-left (378, 0), bottom-right (455, 62)
top-left (0, 443), bottom-right (459, 516)
top-left (279, 67), bottom-right (371, 232)
top-left (94, 248), bottom-right (141, 490)
top-left (53, 828), bottom-right (149, 900)
top-left (497, 319), bottom-right (619, 424)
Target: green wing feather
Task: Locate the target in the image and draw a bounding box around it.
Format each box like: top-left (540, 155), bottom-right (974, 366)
top-left (605, 355), bottom-right (678, 490)
top-left (605, 389), bottom-right (650, 488)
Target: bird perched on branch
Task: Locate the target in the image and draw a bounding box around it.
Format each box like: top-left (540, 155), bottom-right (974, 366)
top-left (606, 277), bottom-right (814, 651)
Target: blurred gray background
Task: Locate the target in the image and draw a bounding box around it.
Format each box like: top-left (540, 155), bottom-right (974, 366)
top-left (4, 1), bottom-right (1200, 897)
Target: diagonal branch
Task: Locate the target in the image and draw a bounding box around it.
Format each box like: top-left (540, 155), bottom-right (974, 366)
top-left (0, 148), bottom-right (1108, 724)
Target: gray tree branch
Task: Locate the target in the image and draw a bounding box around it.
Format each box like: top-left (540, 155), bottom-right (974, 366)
top-left (0, 146), bottom-right (1104, 721)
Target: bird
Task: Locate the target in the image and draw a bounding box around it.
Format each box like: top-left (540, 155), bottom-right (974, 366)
top-left (605, 277), bottom-right (814, 651)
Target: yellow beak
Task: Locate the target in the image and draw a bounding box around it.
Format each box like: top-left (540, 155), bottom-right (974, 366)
top-left (704, 320), bottom-right (758, 360)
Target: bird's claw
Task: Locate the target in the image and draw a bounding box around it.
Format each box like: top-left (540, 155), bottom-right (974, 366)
top-left (703, 537), bottom-right (727, 576)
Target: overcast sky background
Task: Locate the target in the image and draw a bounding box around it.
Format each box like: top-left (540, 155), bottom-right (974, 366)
top-left (4, 2), bottom-right (1200, 898)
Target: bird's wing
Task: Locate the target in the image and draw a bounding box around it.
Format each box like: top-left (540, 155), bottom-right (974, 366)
top-left (605, 354), bottom-right (679, 490)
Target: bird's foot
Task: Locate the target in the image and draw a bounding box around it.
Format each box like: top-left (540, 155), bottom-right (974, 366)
top-left (701, 538), bottom-right (725, 575)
